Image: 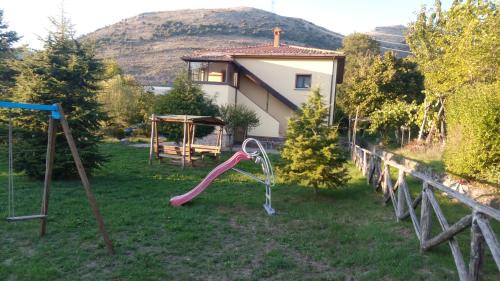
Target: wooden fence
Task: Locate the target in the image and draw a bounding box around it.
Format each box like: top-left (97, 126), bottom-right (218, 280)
top-left (351, 144), bottom-right (499, 281)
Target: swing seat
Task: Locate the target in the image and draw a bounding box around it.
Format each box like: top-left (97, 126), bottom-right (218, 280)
top-left (6, 214), bottom-right (47, 222)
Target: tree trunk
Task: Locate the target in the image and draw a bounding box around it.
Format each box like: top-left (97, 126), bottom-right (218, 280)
top-left (436, 100), bottom-right (445, 145)
top-left (418, 101), bottom-right (429, 142)
top-left (425, 124), bottom-right (435, 144)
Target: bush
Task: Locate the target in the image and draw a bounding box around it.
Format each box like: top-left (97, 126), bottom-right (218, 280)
top-left (219, 104), bottom-right (259, 147)
top-left (278, 88), bottom-right (349, 192)
top-left (98, 61), bottom-right (155, 129)
top-left (153, 72), bottom-right (218, 141)
top-left (444, 82), bottom-right (499, 183)
top-left (369, 100), bottom-right (418, 143)
top-left (102, 126), bottom-right (126, 140)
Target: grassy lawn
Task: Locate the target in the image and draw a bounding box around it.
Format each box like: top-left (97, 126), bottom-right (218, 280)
top-left (1, 143), bottom-right (498, 280)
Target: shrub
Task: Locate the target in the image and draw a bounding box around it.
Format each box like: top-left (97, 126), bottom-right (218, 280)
top-left (102, 126), bottom-right (126, 140)
top-left (98, 61), bottom-right (155, 130)
top-left (278, 88), bottom-right (349, 193)
top-left (369, 100), bottom-right (419, 143)
top-left (444, 82), bottom-right (499, 183)
top-left (219, 104), bottom-right (259, 147)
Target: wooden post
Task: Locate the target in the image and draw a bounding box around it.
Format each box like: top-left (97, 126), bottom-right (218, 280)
top-left (40, 117), bottom-right (56, 236)
top-left (422, 214), bottom-right (472, 251)
top-left (348, 115), bottom-right (352, 145)
top-left (351, 108), bottom-right (359, 160)
top-left (362, 150), bottom-right (367, 175)
top-left (402, 178), bottom-right (421, 240)
top-left (187, 123), bottom-right (193, 164)
top-left (420, 182), bottom-right (432, 251)
top-left (469, 213), bottom-right (485, 281)
top-left (475, 215), bottom-right (500, 269)
top-left (367, 153), bottom-right (374, 185)
top-left (396, 169), bottom-right (406, 221)
top-left (57, 105), bottom-right (114, 254)
top-left (149, 114), bottom-right (155, 165)
top-left (181, 115), bottom-right (187, 169)
top-left (191, 124), bottom-right (196, 145)
top-left (425, 188), bottom-right (467, 280)
top-left (154, 118), bottom-right (159, 161)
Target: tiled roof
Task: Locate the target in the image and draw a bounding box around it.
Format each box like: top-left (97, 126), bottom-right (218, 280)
top-left (182, 44), bottom-right (344, 61)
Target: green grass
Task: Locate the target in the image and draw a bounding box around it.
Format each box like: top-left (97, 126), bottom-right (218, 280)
top-left (0, 143), bottom-right (498, 280)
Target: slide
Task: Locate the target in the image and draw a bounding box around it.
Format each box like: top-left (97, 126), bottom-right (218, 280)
top-left (170, 151), bottom-right (252, 206)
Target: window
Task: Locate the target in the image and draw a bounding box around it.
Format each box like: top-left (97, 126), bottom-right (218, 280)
top-left (190, 62), bottom-right (208, 81)
top-left (295, 74), bottom-right (311, 89)
top-left (189, 62), bottom-right (228, 83)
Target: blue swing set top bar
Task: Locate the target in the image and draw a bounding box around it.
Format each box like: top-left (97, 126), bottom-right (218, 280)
top-left (0, 101), bottom-right (61, 119)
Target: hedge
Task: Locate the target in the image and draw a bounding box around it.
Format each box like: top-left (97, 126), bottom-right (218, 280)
top-left (444, 82), bottom-right (499, 183)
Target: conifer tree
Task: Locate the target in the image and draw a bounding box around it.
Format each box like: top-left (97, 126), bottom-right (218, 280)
top-left (10, 14), bottom-right (107, 179)
top-left (279, 88), bottom-right (349, 193)
top-left (0, 9), bottom-right (20, 98)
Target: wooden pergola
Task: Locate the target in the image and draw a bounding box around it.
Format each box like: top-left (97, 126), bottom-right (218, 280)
top-left (149, 114), bottom-right (225, 168)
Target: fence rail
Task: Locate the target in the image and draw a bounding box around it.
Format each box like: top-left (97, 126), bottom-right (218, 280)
top-left (350, 144), bottom-right (499, 281)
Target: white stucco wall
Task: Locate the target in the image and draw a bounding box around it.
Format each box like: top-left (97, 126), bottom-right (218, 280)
top-left (235, 58), bottom-right (337, 107)
top-left (236, 90), bottom-right (280, 138)
top-left (200, 84), bottom-right (236, 105)
top-left (199, 83), bottom-right (279, 137)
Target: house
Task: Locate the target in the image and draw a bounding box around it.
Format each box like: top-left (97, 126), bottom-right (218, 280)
top-left (181, 28), bottom-right (345, 140)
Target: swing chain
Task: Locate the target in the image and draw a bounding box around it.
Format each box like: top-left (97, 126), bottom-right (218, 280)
top-left (7, 111), bottom-right (15, 217)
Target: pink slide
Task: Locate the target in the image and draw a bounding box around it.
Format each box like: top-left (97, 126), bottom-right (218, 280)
top-left (170, 151), bottom-right (252, 206)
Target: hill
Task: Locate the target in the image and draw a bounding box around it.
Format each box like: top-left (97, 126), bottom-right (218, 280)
top-left (83, 7), bottom-right (344, 86)
top-left (364, 25), bottom-right (410, 57)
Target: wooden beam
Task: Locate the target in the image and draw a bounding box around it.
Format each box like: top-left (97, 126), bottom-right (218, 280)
top-left (402, 179), bottom-right (421, 241)
top-left (396, 170), bottom-right (406, 221)
top-left (475, 215), bottom-right (500, 270)
top-left (421, 214), bottom-right (472, 251)
top-left (399, 193), bottom-right (422, 220)
top-left (7, 214), bottom-right (47, 222)
top-left (420, 182), bottom-right (432, 252)
top-left (57, 105), bottom-right (114, 254)
top-left (425, 188), bottom-right (468, 281)
top-left (40, 117), bottom-right (56, 236)
top-left (379, 159), bottom-right (500, 221)
top-left (154, 118), bottom-right (159, 160)
top-left (149, 114), bottom-right (155, 165)
top-left (181, 115), bottom-right (187, 169)
top-left (469, 213), bottom-right (485, 281)
top-left (384, 165), bottom-right (399, 216)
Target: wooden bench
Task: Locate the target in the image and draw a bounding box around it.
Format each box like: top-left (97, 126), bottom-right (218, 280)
top-left (192, 144), bottom-right (221, 158)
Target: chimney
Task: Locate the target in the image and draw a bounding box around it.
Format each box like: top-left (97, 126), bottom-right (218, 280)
top-left (273, 27), bottom-right (282, 47)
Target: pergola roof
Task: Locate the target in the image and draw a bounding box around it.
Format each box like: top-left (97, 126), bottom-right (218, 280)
top-left (154, 115), bottom-right (225, 126)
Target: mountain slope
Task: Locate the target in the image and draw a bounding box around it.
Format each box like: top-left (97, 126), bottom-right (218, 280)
top-left (83, 7), bottom-right (344, 85)
top-left (364, 25), bottom-right (410, 57)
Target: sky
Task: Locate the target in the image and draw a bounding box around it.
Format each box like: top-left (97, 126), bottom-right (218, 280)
top-left (2, 0), bottom-right (452, 49)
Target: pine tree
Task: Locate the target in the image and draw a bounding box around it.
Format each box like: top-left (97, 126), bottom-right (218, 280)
top-left (10, 15), bottom-right (107, 179)
top-left (0, 9), bottom-right (20, 98)
top-left (279, 88), bottom-right (349, 193)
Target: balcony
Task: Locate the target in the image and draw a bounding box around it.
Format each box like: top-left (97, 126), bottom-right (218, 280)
top-left (188, 61), bottom-right (237, 87)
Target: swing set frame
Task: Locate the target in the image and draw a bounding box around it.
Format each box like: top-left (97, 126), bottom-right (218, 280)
top-left (1, 101), bottom-right (114, 254)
